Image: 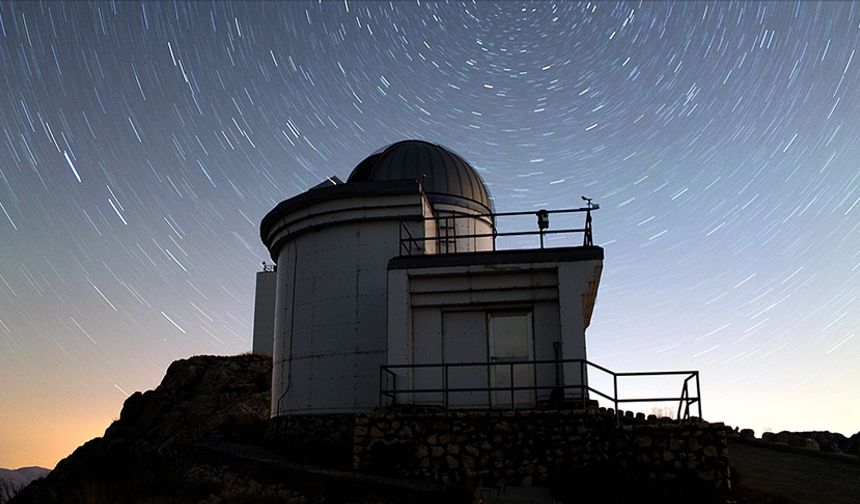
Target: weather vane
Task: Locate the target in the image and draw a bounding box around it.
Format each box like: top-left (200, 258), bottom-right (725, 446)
top-left (582, 195), bottom-right (599, 210)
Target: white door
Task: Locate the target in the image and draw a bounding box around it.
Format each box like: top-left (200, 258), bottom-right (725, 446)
top-left (443, 311), bottom-right (488, 407)
top-left (488, 312), bottom-right (534, 408)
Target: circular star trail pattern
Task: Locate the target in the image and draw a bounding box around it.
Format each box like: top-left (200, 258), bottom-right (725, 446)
top-left (0, 1), bottom-right (858, 467)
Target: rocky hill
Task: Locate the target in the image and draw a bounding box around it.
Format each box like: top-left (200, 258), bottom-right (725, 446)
top-left (10, 354), bottom-right (290, 504)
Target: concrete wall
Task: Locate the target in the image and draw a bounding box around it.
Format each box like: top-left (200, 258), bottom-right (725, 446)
top-left (251, 270), bottom-right (277, 356)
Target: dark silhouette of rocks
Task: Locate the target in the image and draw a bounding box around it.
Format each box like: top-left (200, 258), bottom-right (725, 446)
top-left (10, 354), bottom-right (289, 504)
top-left (730, 427), bottom-right (860, 456)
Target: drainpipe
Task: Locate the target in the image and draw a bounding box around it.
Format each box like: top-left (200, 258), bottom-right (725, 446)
top-left (276, 243), bottom-right (298, 417)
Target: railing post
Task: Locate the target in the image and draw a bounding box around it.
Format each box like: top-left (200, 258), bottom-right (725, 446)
top-left (579, 360), bottom-right (585, 408)
top-left (452, 216), bottom-right (458, 253)
top-left (443, 364), bottom-right (449, 409)
top-left (584, 208), bottom-right (593, 246)
top-left (392, 372), bottom-right (397, 405)
top-left (695, 372), bottom-right (702, 419)
top-left (613, 373), bottom-right (619, 426)
top-left (379, 367), bottom-right (383, 408)
top-left (677, 383), bottom-right (687, 421)
top-left (510, 362), bottom-right (515, 410)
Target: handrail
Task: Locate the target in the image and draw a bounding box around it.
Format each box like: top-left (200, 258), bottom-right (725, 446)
top-left (399, 204), bottom-right (599, 256)
top-left (378, 358), bottom-right (701, 425)
top-left (378, 367), bottom-right (398, 407)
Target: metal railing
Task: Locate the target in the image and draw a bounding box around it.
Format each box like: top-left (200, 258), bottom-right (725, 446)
top-left (379, 358), bottom-right (701, 424)
top-left (398, 200), bottom-right (599, 256)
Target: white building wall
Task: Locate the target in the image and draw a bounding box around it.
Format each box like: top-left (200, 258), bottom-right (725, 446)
top-left (532, 302), bottom-right (562, 395)
top-left (273, 220), bottom-right (397, 414)
top-left (269, 192), bottom-right (430, 416)
top-left (558, 261), bottom-right (603, 399)
top-left (251, 270), bottom-right (277, 356)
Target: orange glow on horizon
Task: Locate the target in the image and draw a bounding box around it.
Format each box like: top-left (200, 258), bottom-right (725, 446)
top-left (1, 398), bottom-right (122, 470)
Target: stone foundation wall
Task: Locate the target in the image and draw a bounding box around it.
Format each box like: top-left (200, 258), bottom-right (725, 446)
top-left (267, 414), bottom-right (355, 468)
top-left (353, 408), bottom-right (729, 495)
top-left (265, 408), bottom-right (729, 498)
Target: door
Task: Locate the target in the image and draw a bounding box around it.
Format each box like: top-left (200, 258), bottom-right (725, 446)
top-left (442, 311), bottom-right (487, 407)
top-left (488, 311), bottom-right (534, 408)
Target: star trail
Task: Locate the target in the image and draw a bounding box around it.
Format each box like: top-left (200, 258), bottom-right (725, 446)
top-left (1, 1), bottom-right (859, 468)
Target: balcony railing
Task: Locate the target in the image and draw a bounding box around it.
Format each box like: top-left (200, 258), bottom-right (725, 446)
top-left (379, 358), bottom-right (701, 424)
top-left (399, 199), bottom-right (599, 256)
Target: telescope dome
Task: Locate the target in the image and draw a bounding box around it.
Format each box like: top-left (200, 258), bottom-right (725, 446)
top-left (348, 140), bottom-right (493, 212)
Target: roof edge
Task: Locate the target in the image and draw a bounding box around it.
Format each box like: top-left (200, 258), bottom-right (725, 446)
top-left (260, 180), bottom-right (421, 244)
top-left (388, 246), bottom-right (605, 270)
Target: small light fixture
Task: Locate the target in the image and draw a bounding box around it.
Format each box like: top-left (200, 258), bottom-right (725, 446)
top-left (536, 209), bottom-right (550, 231)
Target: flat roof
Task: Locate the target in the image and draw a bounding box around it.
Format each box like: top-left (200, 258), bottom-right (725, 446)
top-left (388, 246), bottom-right (604, 270)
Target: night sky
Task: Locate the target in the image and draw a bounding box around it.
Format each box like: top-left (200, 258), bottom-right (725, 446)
top-left (1, 1), bottom-right (859, 469)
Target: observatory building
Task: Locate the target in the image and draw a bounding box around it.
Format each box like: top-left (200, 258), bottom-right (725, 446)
top-left (254, 140), bottom-right (603, 417)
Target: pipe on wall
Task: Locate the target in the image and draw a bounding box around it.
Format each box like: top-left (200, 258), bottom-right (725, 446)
top-left (276, 242), bottom-right (299, 416)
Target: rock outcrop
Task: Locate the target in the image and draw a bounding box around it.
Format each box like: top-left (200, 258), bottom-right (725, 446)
top-left (767, 430), bottom-right (860, 455)
top-left (729, 427), bottom-right (860, 456)
top-left (10, 354), bottom-right (293, 504)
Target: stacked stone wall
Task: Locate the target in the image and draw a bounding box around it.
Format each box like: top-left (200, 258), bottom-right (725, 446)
top-left (267, 414), bottom-right (355, 468)
top-left (352, 408), bottom-right (729, 495)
